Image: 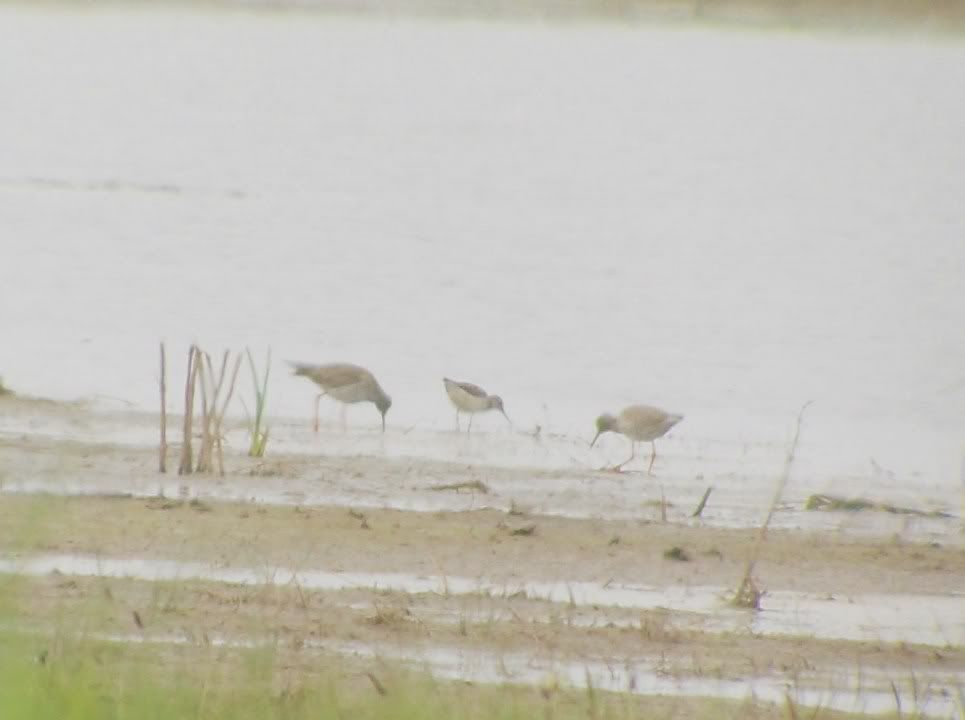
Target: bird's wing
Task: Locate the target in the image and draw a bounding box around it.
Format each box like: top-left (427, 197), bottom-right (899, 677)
top-left (446, 379), bottom-right (488, 398)
top-left (299, 363), bottom-right (370, 389)
top-left (621, 405), bottom-right (669, 426)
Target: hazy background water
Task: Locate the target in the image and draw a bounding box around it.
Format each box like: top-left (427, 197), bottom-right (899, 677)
top-left (1, 7), bottom-right (963, 506)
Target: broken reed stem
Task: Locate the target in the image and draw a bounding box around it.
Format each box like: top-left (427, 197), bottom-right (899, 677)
top-left (733, 400), bottom-right (813, 607)
top-left (178, 346), bottom-right (200, 475)
top-left (197, 351), bottom-right (224, 473)
top-left (660, 485), bottom-right (668, 523)
top-left (692, 486), bottom-right (713, 518)
top-left (159, 342), bottom-right (167, 473)
top-left (783, 692), bottom-right (802, 720)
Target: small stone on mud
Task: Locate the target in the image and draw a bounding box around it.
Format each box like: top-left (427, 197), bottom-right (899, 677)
top-left (663, 546), bottom-right (690, 562)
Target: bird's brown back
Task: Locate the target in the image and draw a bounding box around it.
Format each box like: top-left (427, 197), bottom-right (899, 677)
top-left (619, 405), bottom-right (683, 440)
top-left (294, 363), bottom-right (374, 390)
top-left (443, 378), bottom-right (488, 399)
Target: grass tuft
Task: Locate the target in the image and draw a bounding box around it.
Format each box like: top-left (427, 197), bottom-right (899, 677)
top-left (244, 347), bottom-right (271, 458)
top-left (663, 546), bottom-right (691, 562)
top-left (806, 494), bottom-right (951, 518)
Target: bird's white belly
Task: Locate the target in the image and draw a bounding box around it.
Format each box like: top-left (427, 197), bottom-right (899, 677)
top-left (446, 384), bottom-right (490, 413)
top-left (618, 417), bottom-right (678, 442)
top-left (327, 382), bottom-right (369, 404)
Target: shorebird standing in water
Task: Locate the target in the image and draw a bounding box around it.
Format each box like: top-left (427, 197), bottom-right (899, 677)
top-left (443, 377), bottom-right (512, 434)
top-left (590, 404), bottom-right (683, 474)
top-left (290, 362), bottom-right (391, 432)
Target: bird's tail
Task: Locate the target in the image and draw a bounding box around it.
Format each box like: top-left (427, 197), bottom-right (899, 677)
top-left (289, 361), bottom-right (313, 377)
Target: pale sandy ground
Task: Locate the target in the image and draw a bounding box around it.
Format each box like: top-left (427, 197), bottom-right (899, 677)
top-left (1, 395), bottom-right (963, 717)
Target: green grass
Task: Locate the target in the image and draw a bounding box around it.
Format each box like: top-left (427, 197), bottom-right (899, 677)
top-left (0, 627), bottom-right (723, 720)
top-left (244, 347), bottom-right (271, 458)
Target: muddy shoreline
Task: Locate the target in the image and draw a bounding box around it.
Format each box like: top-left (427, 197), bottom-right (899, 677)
top-left (1, 399), bottom-right (963, 715)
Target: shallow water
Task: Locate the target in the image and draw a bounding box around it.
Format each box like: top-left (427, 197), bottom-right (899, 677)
top-left (334, 640), bottom-right (962, 717)
top-left (1, 407), bottom-right (959, 540)
top-left (2, 552), bottom-right (961, 647)
top-left (0, 6), bottom-right (964, 517)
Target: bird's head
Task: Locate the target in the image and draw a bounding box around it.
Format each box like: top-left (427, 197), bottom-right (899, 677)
top-left (489, 395), bottom-right (513, 427)
top-left (376, 395), bottom-right (392, 431)
top-left (590, 414), bottom-right (617, 447)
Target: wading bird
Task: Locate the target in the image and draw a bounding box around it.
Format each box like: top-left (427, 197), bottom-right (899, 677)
top-left (291, 362), bottom-right (391, 432)
top-left (590, 404), bottom-right (683, 474)
top-left (443, 377), bottom-right (512, 434)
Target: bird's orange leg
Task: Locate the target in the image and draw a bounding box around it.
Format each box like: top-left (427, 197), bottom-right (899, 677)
top-left (612, 441), bottom-right (636, 473)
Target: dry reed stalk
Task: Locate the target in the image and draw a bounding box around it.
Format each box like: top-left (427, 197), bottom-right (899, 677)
top-left (733, 400), bottom-right (813, 608)
top-left (783, 692), bottom-right (801, 720)
top-left (192, 350), bottom-right (242, 475)
top-left (178, 346), bottom-right (200, 475)
top-left (196, 351), bottom-right (211, 472)
top-left (214, 354), bottom-right (243, 476)
top-left (159, 342), bottom-right (167, 473)
top-left (196, 350), bottom-right (222, 472)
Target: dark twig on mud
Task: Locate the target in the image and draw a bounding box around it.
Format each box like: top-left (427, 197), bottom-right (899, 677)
top-left (890, 680), bottom-right (902, 718)
top-left (365, 672), bottom-right (388, 696)
top-left (733, 400), bottom-right (813, 609)
top-left (692, 486), bottom-right (713, 518)
top-left (430, 480), bottom-right (490, 493)
top-left (159, 342), bottom-right (167, 473)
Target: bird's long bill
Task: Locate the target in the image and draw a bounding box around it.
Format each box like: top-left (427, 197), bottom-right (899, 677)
top-left (501, 410), bottom-right (514, 429)
top-left (380, 413), bottom-right (386, 433)
top-left (590, 430), bottom-right (601, 448)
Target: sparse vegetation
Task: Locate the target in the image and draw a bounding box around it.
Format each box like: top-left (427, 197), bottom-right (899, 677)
top-left (169, 345), bottom-right (243, 476)
top-left (195, 349), bottom-right (243, 475)
top-left (806, 494), bottom-right (952, 518)
top-left (0, 605), bottom-right (814, 720)
top-left (0, 376), bottom-right (11, 396)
